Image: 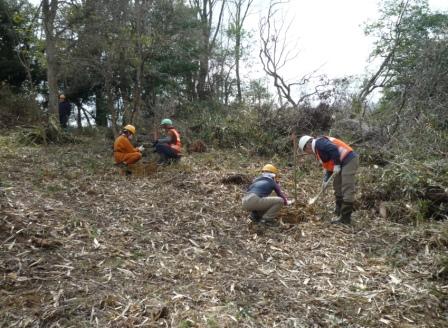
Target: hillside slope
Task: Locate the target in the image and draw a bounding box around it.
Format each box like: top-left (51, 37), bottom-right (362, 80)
top-left (1, 136), bottom-right (447, 327)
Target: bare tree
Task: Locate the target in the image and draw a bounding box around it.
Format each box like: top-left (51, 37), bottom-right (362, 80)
top-left (208, 34), bottom-right (235, 104)
top-left (227, 0), bottom-right (253, 102)
top-left (357, 0), bottom-right (411, 110)
top-left (129, 0), bottom-right (153, 124)
top-left (190, 0), bottom-right (226, 100)
top-left (259, 0), bottom-right (329, 108)
top-left (355, 0), bottom-right (412, 142)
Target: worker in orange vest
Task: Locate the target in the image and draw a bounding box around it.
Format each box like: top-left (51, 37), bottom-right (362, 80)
top-left (153, 118), bottom-right (182, 165)
top-left (299, 135), bottom-right (359, 224)
top-left (113, 124), bottom-right (144, 166)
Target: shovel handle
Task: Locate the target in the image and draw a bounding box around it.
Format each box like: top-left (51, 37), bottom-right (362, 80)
top-left (309, 171), bottom-right (337, 205)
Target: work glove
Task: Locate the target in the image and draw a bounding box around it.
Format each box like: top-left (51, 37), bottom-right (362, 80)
top-left (137, 145), bottom-right (145, 152)
top-left (333, 165), bottom-right (341, 175)
top-left (322, 170), bottom-right (332, 190)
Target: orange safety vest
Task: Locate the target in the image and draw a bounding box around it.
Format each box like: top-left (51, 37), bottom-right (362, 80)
top-left (315, 136), bottom-right (352, 171)
top-left (168, 128), bottom-right (182, 153)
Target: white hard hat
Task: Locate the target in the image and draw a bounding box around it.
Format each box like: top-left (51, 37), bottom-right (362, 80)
top-left (298, 135), bottom-right (313, 151)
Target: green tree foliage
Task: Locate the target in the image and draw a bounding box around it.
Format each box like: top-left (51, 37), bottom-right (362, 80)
top-left (141, 0), bottom-right (201, 101)
top-left (365, 0), bottom-right (448, 108)
top-left (0, 0), bottom-right (41, 90)
top-left (58, 0), bottom-right (202, 131)
top-left (0, 0), bottom-right (27, 87)
top-left (0, 0), bottom-right (43, 128)
top-left (364, 0), bottom-right (448, 151)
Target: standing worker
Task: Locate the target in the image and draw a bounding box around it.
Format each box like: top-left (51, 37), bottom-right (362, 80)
top-left (58, 94), bottom-right (72, 129)
top-left (153, 118), bottom-right (182, 165)
top-left (114, 125), bottom-right (144, 166)
top-left (242, 164), bottom-right (288, 226)
top-left (298, 135), bottom-right (359, 224)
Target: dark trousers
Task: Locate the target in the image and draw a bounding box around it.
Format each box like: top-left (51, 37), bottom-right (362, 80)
top-left (59, 111), bottom-right (69, 128)
top-left (155, 144), bottom-right (180, 163)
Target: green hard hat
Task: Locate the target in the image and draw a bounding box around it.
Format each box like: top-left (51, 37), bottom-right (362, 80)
top-left (160, 118), bottom-right (173, 126)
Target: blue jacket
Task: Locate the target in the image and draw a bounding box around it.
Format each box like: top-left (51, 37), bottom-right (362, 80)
top-left (247, 176), bottom-right (287, 204)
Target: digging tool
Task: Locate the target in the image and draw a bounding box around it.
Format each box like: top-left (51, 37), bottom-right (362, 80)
top-left (308, 172), bottom-right (336, 205)
top-left (292, 131), bottom-right (298, 203)
top-left (290, 133), bottom-right (311, 202)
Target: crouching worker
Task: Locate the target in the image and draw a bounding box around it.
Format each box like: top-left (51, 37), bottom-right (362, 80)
top-left (153, 118), bottom-right (181, 165)
top-left (242, 164), bottom-right (288, 226)
top-left (113, 124), bottom-right (144, 167)
top-left (298, 135), bottom-right (359, 225)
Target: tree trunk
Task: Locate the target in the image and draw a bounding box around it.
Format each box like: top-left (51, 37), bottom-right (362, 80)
top-left (76, 103), bottom-right (82, 129)
top-left (42, 0), bottom-right (59, 117)
top-left (105, 67), bottom-right (118, 137)
top-left (130, 0), bottom-right (150, 123)
top-left (46, 41), bottom-right (59, 116)
top-left (81, 106), bottom-right (92, 127)
top-left (194, 0), bottom-right (226, 101)
top-left (95, 88), bottom-right (108, 127)
top-left (197, 43), bottom-right (209, 100)
top-left (229, 0), bottom-right (253, 103)
top-left (235, 35), bottom-right (242, 102)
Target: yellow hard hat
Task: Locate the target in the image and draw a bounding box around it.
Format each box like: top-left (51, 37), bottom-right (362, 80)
top-left (262, 164), bottom-right (278, 175)
top-left (123, 124), bottom-right (136, 135)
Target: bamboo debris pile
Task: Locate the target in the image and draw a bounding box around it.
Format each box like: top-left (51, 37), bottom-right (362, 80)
top-left (17, 117), bottom-right (78, 145)
top-left (220, 173), bottom-right (252, 186)
top-left (187, 139), bottom-right (207, 153)
top-left (125, 161), bottom-right (159, 176)
top-left (0, 138), bottom-right (447, 327)
top-left (359, 158), bottom-right (448, 223)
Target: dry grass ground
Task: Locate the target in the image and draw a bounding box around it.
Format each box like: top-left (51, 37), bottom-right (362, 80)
top-left (0, 135), bottom-right (447, 327)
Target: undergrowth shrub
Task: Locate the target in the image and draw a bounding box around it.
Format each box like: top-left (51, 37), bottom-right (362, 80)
top-left (359, 157), bottom-right (448, 223)
top-left (386, 115), bottom-right (448, 161)
top-left (0, 85), bottom-right (41, 128)
top-left (433, 254), bottom-right (448, 281)
top-left (178, 101), bottom-right (333, 156)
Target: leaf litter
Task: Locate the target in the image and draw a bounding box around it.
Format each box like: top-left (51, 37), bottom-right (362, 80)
top-left (0, 136), bottom-right (447, 327)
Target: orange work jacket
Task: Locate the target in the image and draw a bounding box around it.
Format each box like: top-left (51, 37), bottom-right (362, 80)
top-left (168, 128), bottom-right (182, 153)
top-left (113, 135), bottom-right (140, 163)
top-left (314, 136), bottom-right (353, 172)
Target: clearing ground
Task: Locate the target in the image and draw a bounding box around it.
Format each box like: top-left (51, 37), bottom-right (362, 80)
top-left (1, 135), bottom-right (447, 327)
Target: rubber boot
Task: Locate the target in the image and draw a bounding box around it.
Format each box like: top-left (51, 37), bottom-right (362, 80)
top-left (249, 211), bottom-right (261, 223)
top-left (260, 217), bottom-right (279, 227)
top-left (120, 162), bottom-right (132, 176)
top-left (331, 202), bottom-right (353, 225)
top-left (335, 196), bottom-right (343, 216)
top-left (116, 162), bottom-right (131, 176)
top-left (157, 154), bottom-right (168, 165)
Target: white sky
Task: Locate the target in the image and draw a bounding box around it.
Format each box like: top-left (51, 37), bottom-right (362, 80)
top-left (246, 0), bottom-right (448, 82)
